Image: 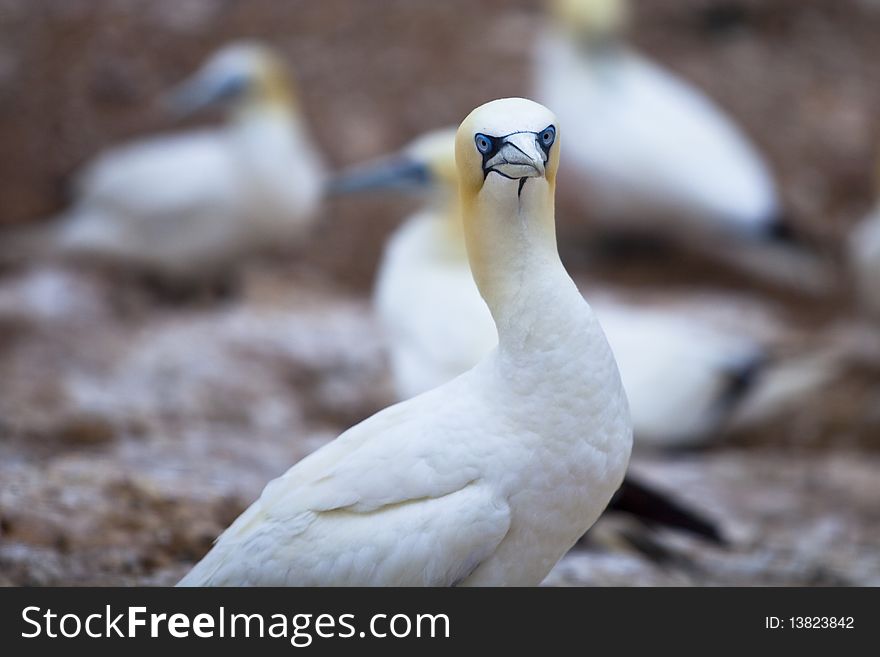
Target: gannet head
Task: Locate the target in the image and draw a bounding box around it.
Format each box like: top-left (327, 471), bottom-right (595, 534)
top-left (456, 97), bottom-right (559, 205)
top-left (165, 41), bottom-right (297, 119)
top-left (326, 128), bottom-right (458, 197)
top-left (548, 0), bottom-right (629, 40)
top-left (456, 98), bottom-right (562, 299)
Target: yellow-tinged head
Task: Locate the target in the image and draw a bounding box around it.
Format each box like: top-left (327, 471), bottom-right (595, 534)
top-left (165, 41), bottom-right (298, 119)
top-left (548, 0), bottom-right (629, 40)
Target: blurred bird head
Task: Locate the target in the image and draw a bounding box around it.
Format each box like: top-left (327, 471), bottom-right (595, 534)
top-left (326, 128), bottom-right (458, 199)
top-left (455, 97), bottom-right (560, 209)
top-left (548, 0), bottom-right (629, 41)
top-left (164, 41), bottom-right (298, 120)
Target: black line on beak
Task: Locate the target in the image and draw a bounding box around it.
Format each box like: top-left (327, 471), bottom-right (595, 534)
top-left (518, 178), bottom-right (527, 197)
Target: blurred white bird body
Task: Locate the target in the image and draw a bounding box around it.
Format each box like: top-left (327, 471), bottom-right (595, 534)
top-left (179, 98), bottom-right (631, 586)
top-left (590, 297), bottom-right (764, 445)
top-left (534, 0), bottom-right (780, 240)
top-left (352, 128), bottom-right (766, 447)
top-left (44, 43), bottom-right (323, 280)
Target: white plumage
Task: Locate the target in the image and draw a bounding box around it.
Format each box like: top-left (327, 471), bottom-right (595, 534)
top-left (534, 0), bottom-right (781, 240)
top-left (45, 42), bottom-right (323, 280)
top-left (849, 203), bottom-right (880, 319)
top-left (179, 98), bottom-right (632, 586)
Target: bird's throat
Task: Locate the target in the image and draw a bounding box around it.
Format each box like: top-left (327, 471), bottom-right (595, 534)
top-left (462, 180), bottom-right (565, 344)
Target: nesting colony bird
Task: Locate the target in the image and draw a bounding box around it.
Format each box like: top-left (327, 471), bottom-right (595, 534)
top-left (179, 98), bottom-right (633, 586)
top-left (331, 128), bottom-right (769, 448)
top-left (533, 0), bottom-right (785, 244)
top-left (14, 42), bottom-right (323, 283)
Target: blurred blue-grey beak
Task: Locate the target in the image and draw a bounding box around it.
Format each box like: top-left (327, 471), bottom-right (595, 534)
top-left (326, 157), bottom-right (433, 197)
top-left (161, 72), bottom-right (247, 119)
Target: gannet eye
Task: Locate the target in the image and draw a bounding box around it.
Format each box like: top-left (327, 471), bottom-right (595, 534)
top-left (539, 126), bottom-right (556, 149)
top-left (475, 134), bottom-right (495, 155)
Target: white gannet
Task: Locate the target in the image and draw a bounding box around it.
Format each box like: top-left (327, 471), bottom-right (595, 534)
top-left (17, 42), bottom-right (323, 282)
top-left (533, 0), bottom-right (785, 243)
top-left (178, 98), bottom-right (632, 586)
top-left (331, 128), bottom-right (775, 448)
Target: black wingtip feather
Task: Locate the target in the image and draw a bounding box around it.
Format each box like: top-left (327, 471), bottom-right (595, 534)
top-left (608, 475), bottom-right (727, 546)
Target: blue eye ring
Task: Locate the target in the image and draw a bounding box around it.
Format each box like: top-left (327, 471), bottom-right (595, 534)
top-left (475, 134), bottom-right (494, 154)
top-left (539, 126), bottom-right (556, 148)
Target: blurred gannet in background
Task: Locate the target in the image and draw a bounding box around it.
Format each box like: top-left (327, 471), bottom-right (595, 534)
top-left (5, 42), bottom-right (323, 284)
top-left (532, 0), bottom-right (834, 293)
top-left (331, 129), bottom-right (489, 400)
top-left (179, 98), bottom-right (632, 586)
top-left (330, 128), bottom-right (840, 449)
top-left (849, 166), bottom-right (880, 319)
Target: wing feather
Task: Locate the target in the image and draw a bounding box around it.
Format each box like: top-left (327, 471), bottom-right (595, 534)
top-left (179, 393), bottom-right (510, 586)
top-left (179, 482), bottom-right (510, 586)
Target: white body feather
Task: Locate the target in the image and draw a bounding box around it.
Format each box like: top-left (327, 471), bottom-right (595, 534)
top-left (533, 32), bottom-right (780, 237)
top-left (55, 109), bottom-right (322, 279)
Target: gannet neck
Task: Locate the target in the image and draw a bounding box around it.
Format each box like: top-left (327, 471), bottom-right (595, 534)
top-left (232, 95), bottom-right (297, 127)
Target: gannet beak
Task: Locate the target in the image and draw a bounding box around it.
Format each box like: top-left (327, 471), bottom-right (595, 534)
top-left (485, 132), bottom-right (546, 180)
top-left (162, 71), bottom-right (247, 119)
top-left (326, 157), bottom-right (432, 196)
